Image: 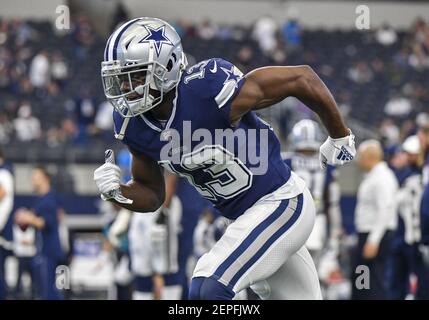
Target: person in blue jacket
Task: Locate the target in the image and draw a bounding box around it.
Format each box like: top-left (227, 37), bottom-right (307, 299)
top-left (15, 166), bottom-right (65, 300)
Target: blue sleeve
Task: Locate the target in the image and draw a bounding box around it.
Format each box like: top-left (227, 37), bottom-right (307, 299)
top-left (421, 184), bottom-right (429, 245)
top-left (184, 58), bottom-right (246, 123)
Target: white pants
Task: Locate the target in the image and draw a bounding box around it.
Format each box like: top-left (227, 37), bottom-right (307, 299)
top-left (129, 196), bottom-right (182, 276)
top-left (192, 187), bottom-right (322, 299)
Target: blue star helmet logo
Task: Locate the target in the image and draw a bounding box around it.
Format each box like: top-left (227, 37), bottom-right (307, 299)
top-left (139, 25), bottom-right (173, 56)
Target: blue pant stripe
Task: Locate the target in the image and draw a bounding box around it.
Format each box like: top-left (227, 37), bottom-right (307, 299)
top-left (228, 193), bottom-right (304, 288)
top-left (213, 198), bottom-right (290, 278)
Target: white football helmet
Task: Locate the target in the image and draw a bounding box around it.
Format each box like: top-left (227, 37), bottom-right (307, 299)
top-left (290, 119), bottom-right (325, 151)
top-left (101, 17), bottom-right (188, 117)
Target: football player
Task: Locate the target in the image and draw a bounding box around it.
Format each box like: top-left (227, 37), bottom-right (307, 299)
top-left (94, 17), bottom-right (355, 300)
top-left (282, 119), bottom-right (343, 293)
top-left (282, 119), bottom-right (342, 258)
top-left (388, 135), bottom-right (429, 299)
top-left (418, 118), bottom-right (429, 268)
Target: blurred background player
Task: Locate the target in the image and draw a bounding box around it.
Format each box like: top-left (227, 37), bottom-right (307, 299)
top-left (90, 200), bottom-right (133, 300)
top-left (96, 150), bottom-right (133, 300)
top-left (282, 120), bottom-right (343, 286)
top-left (112, 149), bottom-right (211, 300)
top-left (128, 174), bottom-right (182, 300)
top-left (103, 204), bottom-right (133, 300)
top-left (352, 140), bottom-right (398, 300)
top-left (110, 148), bottom-right (178, 300)
top-left (168, 176), bottom-right (213, 299)
top-left (192, 209), bottom-right (249, 300)
top-left (418, 117), bottom-right (429, 270)
top-left (193, 208), bottom-right (217, 261)
top-left (193, 209), bottom-right (230, 266)
top-left (101, 147), bottom-right (226, 301)
top-left (0, 148), bottom-right (14, 300)
top-left (387, 135), bottom-right (429, 299)
top-left (128, 207), bottom-right (164, 300)
top-left (129, 172), bottom-right (213, 300)
top-left (15, 166), bottom-right (65, 300)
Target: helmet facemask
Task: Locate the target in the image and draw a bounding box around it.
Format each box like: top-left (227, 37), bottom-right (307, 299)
top-left (101, 60), bottom-right (167, 118)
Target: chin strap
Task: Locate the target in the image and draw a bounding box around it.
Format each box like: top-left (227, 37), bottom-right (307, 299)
top-left (114, 116), bottom-right (130, 140)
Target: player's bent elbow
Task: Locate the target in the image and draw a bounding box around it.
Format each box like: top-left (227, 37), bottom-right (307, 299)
top-left (297, 65), bottom-right (317, 81)
top-left (299, 64), bottom-right (314, 73)
top-left (293, 65), bottom-right (321, 91)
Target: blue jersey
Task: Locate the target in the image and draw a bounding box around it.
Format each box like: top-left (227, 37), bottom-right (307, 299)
top-left (393, 166), bottom-right (422, 246)
top-left (33, 191), bottom-right (64, 261)
top-left (113, 58), bottom-right (291, 219)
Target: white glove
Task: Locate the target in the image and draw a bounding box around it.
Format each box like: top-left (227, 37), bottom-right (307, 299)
top-left (94, 150), bottom-right (133, 204)
top-left (319, 129), bottom-right (356, 169)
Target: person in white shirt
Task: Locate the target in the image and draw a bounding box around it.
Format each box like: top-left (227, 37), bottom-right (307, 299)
top-left (352, 140), bottom-right (398, 299)
top-left (375, 24), bottom-right (397, 46)
top-left (13, 104), bottom-right (41, 142)
top-left (0, 148), bottom-right (14, 300)
top-left (29, 51), bottom-right (50, 88)
top-left (252, 15), bottom-right (278, 55)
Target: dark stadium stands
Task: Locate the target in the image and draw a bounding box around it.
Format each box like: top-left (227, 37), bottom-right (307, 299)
top-left (1, 18), bottom-right (428, 163)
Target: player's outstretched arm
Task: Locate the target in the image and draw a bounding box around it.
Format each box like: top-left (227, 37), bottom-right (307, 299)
top-left (231, 65), bottom-right (348, 138)
top-left (94, 148), bottom-right (165, 213)
top-left (231, 65), bottom-right (356, 168)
